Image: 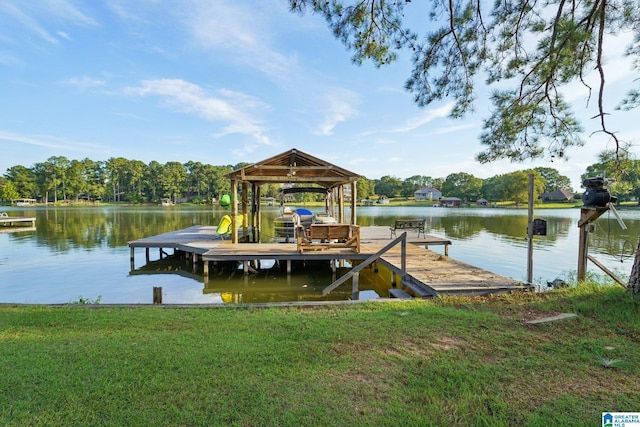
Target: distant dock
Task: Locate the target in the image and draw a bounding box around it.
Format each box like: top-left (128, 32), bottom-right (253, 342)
top-left (128, 225), bottom-right (531, 299)
top-left (0, 214), bottom-right (36, 227)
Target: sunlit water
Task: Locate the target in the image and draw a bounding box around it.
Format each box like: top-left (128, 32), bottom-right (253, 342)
top-left (0, 205), bottom-right (637, 304)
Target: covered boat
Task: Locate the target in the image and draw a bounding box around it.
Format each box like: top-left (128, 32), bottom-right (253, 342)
top-left (273, 187), bottom-right (337, 242)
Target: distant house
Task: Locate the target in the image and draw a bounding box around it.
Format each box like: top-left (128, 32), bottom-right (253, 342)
top-left (540, 189), bottom-right (575, 202)
top-left (477, 198), bottom-right (488, 206)
top-left (414, 187), bottom-right (442, 201)
top-left (440, 197), bottom-right (462, 207)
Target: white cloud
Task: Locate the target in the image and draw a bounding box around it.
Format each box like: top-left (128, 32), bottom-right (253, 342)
top-left (360, 102), bottom-right (454, 137)
top-left (397, 102), bottom-right (454, 132)
top-left (60, 76), bottom-right (106, 90)
top-left (56, 31), bottom-right (71, 40)
top-left (1, 2), bottom-right (58, 44)
top-left (181, 1), bottom-right (299, 82)
top-left (0, 1), bottom-right (97, 45)
top-left (0, 130), bottom-right (106, 153)
top-left (431, 122), bottom-right (480, 135)
top-left (313, 88), bottom-right (360, 136)
top-left (126, 79), bottom-right (272, 145)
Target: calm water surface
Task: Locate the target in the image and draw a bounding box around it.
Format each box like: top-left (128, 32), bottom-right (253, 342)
top-left (1, 205), bottom-right (637, 304)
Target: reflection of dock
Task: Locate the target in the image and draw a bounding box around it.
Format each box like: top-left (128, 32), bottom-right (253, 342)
top-left (128, 225), bottom-right (530, 298)
top-left (0, 226), bottom-right (36, 234)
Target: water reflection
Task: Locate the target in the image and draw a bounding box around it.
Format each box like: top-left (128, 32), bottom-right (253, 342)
top-left (0, 205), bottom-right (638, 304)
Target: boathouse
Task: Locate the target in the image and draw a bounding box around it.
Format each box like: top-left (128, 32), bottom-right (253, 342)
top-left (225, 148), bottom-right (361, 243)
top-left (128, 148), bottom-right (531, 301)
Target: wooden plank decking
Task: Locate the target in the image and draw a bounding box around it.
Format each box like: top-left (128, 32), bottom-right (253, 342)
top-left (128, 225), bottom-right (529, 297)
top-left (0, 215), bottom-right (36, 227)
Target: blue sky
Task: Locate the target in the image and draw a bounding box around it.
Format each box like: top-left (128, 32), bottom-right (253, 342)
top-left (1, 0), bottom-right (639, 190)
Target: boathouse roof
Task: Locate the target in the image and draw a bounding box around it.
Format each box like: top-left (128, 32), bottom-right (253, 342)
top-left (227, 148), bottom-right (361, 188)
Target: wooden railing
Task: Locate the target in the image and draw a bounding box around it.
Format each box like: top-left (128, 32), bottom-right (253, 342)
top-left (322, 232), bottom-right (407, 297)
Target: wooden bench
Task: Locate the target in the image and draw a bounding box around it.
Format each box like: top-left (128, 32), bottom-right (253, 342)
top-left (390, 219), bottom-right (426, 239)
top-left (297, 224), bottom-right (360, 253)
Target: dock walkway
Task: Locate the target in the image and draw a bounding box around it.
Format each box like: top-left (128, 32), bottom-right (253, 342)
top-left (0, 213), bottom-right (36, 227)
top-left (128, 225), bottom-right (529, 298)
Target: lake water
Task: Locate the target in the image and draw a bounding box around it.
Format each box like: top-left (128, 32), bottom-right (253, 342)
top-left (1, 205), bottom-right (637, 304)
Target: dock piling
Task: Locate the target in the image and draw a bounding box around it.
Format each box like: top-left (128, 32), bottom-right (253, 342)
top-left (153, 287), bottom-right (163, 304)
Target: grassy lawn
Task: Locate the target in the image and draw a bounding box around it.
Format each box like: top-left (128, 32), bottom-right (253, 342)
top-left (1, 283), bottom-right (639, 426)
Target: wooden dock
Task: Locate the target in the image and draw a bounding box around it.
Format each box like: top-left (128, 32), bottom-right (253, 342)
top-left (0, 214), bottom-right (36, 227)
top-left (128, 225), bottom-right (530, 298)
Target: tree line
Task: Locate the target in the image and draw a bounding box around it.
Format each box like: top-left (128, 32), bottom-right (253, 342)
top-left (1, 153), bottom-right (638, 205)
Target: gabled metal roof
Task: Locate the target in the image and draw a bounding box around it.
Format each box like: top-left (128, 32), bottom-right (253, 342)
top-left (228, 148), bottom-right (360, 188)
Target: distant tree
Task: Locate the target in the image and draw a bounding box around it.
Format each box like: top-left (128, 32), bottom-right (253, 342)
top-left (534, 167), bottom-right (573, 193)
top-left (441, 172), bottom-right (483, 201)
top-left (1, 180), bottom-right (19, 202)
top-left (480, 175), bottom-right (502, 202)
top-left (233, 162), bottom-right (251, 170)
top-left (82, 159), bottom-right (107, 201)
top-left (125, 160), bottom-right (148, 202)
top-left (66, 159), bottom-right (89, 201)
top-left (356, 176), bottom-right (375, 200)
top-left (4, 165), bottom-right (38, 199)
top-left (105, 157), bottom-right (129, 202)
top-left (374, 175), bottom-right (402, 198)
top-left (210, 165), bottom-right (233, 198)
top-left (160, 162), bottom-right (188, 204)
top-left (431, 177), bottom-right (445, 191)
top-left (145, 161), bottom-right (165, 202)
top-left (498, 170), bottom-right (545, 206)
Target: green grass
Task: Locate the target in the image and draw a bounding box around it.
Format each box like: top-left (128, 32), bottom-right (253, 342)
top-left (1, 283), bottom-right (639, 426)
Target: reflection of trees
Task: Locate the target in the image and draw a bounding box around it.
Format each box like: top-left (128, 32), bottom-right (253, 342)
top-left (479, 216), bottom-right (573, 243)
top-left (589, 219), bottom-right (640, 259)
top-left (22, 207), bottom-right (221, 252)
top-left (357, 212), bottom-right (574, 242)
top-left (14, 207), bottom-right (640, 259)
top-left (435, 216), bottom-right (485, 240)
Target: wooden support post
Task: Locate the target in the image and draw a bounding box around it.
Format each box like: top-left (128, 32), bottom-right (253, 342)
top-left (153, 287), bottom-right (162, 304)
top-left (526, 173), bottom-right (534, 284)
top-left (242, 181), bottom-right (249, 241)
top-left (352, 272), bottom-right (359, 300)
top-left (338, 185), bottom-right (345, 223)
top-left (243, 260), bottom-right (249, 275)
top-left (577, 206), bottom-right (608, 282)
top-left (130, 247), bottom-right (135, 271)
top-left (203, 260), bottom-right (209, 282)
top-left (145, 247), bottom-right (150, 263)
top-left (231, 179), bottom-right (239, 244)
top-left (401, 233), bottom-right (406, 279)
top-left (286, 259), bottom-right (291, 274)
top-left (577, 222), bottom-right (590, 282)
top-left (351, 181), bottom-right (357, 225)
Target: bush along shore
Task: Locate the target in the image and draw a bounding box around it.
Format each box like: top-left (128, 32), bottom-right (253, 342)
top-left (1, 281), bottom-right (639, 426)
